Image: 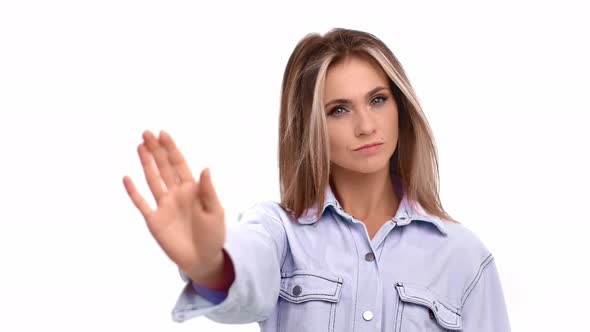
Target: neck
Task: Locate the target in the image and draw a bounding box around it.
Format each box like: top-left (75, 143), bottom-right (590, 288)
top-left (329, 165), bottom-right (400, 222)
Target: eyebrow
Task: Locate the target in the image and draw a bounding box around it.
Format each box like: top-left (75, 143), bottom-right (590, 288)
top-left (324, 86), bottom-right (389, 108)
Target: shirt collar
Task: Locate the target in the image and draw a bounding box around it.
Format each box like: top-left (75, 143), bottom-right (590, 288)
top-left (296, 177), bottom-right (448, 236)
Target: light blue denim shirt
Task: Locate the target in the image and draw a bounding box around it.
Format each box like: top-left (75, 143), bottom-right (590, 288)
top-left (172, 181), bottom-right (511, 331)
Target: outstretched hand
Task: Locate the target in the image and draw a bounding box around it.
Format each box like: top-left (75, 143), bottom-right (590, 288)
top-left (122, 130), bottom-right (226, 281)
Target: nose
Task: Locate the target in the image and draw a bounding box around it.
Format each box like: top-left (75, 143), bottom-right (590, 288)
top-left (354, 106), bottom-right (377, 137)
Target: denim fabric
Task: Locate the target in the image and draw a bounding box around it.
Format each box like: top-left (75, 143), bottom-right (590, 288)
top-left (172, 180), bottom-right (511, 331)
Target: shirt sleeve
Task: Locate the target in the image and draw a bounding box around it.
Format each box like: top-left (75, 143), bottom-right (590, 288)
top-left (189, 273), bottom-right (229, 305)
top-left (460, 255), bottom-right (512, 331)
top-left (171, 203), bottom-right (287, 324)
top-left (176, 252), bottom-right (229, 304)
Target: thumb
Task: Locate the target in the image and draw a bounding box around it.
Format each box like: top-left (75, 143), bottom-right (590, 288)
top-left (198, 168), bottom-right (221, 212)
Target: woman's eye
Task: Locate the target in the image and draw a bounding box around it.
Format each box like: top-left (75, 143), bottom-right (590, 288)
top-left (371, 95), bottom-right (387, 105)
top-left (328, 106), bottom-right (347, 117)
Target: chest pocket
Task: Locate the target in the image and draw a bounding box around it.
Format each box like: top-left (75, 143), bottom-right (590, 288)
top-left (394, 282), bottom-right (462, 331)
top-left (277, 269), bottom-right (343, 332)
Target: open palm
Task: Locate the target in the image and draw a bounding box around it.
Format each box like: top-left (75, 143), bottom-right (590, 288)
top-left (122, 130), bottom-right (226, 281)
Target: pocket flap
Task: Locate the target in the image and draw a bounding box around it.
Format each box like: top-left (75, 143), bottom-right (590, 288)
top-left (395, 282), bottom-right (462, 329)
top-left (279, 270), bottom-right (343, 303)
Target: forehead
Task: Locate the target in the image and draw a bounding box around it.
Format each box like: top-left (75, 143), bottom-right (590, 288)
top-left (324, 55), bottom-right (389, 97)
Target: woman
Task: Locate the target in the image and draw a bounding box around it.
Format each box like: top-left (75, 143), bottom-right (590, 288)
top-left (123, 28), bottom-right (511, 331)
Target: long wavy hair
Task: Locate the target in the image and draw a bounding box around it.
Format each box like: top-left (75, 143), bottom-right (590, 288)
top-left (278, 28), bottom-right (458, 224)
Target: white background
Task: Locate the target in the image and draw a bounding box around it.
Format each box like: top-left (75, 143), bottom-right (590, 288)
top-left (1, 0), bottom-right (588, 331)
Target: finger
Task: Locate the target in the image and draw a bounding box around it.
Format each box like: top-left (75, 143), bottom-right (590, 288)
top-left (123, 175), bottom-right (153, 219)
top-left (138, 142), bottom-right (166, 203)
top-left (197, 168), bottom-right (221, 212)
top-left (143, 130), bottom-right (178, 190)
top-left (158, 130), bottom-right (196, 183)
top-left (178, 181), bottom-right (204, 215)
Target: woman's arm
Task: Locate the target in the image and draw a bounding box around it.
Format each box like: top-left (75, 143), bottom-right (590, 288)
top-left (172, 202), bottom-right (287, 324)
top-left (460, 256), bottom-right (512, 331)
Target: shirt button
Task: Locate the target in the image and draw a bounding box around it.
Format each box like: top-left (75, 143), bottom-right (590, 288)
top-left (292, 285), bottom-right (302, 296)
top-left (362, 310), bottom-right (374, 321)
top-left (364, 252), bottom-right (375, 261)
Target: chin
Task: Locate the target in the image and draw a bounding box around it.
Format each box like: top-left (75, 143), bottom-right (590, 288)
top-left (337, 159), bottom-right (390, 175)
top-left (354, 164), bottom-right (389, 174)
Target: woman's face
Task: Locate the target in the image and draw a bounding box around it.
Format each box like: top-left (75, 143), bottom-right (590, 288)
top-left (323, 55), bottom-right (399, 176)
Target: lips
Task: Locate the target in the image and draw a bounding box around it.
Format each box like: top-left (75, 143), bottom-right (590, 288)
top-left (354, 142), bottom-right (383, 151)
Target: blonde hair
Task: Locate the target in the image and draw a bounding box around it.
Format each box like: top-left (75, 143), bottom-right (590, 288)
top-left (278, 28), bottom-right (458, 224)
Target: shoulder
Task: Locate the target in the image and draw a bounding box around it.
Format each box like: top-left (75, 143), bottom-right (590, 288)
top-left (236, 200), bottom-right (289, 224)
top-left (442, 220), bottom-right (492, 259)
top-left (229, 200), bottom-right (290, 265)
top-left (439, 219), bottom-right (497, 292)
top-left (231, 198), bottom-right (295, 228)
top-left (410, 212), bottom-right (493, 265)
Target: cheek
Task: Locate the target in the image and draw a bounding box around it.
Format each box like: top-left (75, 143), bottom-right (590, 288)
top-left (327, 124), bottom-right (348, 155)
top-left (328, 134), bottom-right (344, 153)
top-left (386, 111), bottom-right (399, 137)
top-left (388, 122), bottom-right (399, 138)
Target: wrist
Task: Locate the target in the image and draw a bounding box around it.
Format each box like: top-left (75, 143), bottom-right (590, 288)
top-left (189, 250), bottom-right (229, 290)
